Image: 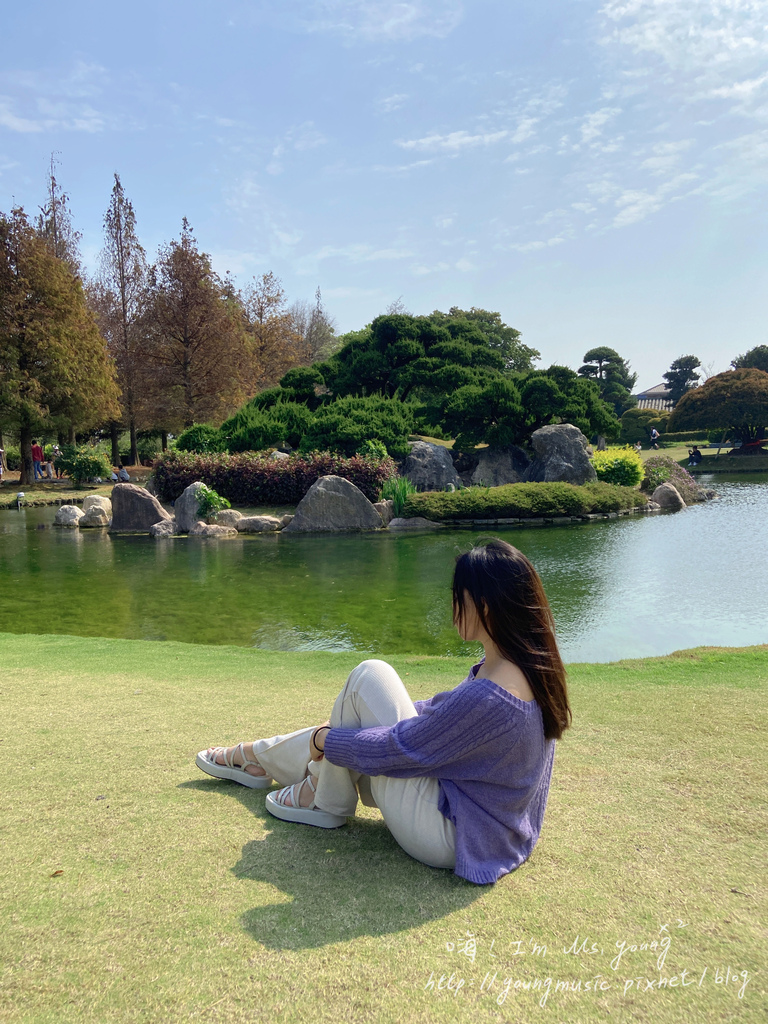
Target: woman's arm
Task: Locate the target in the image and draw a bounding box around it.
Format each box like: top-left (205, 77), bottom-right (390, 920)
top-left (322, 683), bottom-right (521, 780)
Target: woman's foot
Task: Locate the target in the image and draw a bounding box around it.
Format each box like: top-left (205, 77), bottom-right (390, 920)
top-left (195, 742), bottom-right (273, 789)
top-left (266, 775), bottom-right (347, 829)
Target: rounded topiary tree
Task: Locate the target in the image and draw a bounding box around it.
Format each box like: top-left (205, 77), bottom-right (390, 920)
top-left (669, 368), bottom-right (768, 453)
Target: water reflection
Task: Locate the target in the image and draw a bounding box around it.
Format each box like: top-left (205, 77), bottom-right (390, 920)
top-left (1, 477), bottom-right (766, 661)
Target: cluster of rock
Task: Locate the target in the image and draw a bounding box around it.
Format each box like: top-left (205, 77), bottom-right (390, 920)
top-left (401, 424), bottom-right (598, 493)
top-left (54, 494), bottom-right (112, 529)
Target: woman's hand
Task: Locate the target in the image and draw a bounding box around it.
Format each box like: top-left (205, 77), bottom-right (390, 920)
top-left (309, 720), bottom-right (331, 761)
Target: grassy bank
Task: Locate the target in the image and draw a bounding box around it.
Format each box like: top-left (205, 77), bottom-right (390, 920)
top-left (1, 633), bottom-right (765, 1023)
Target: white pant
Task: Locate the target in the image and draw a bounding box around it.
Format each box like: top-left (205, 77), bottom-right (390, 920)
top-left (252, 660), bottom-right (456, 870)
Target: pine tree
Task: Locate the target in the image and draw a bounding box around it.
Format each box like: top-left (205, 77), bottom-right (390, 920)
top-left (35, 154), bottom-right (82, 274)
top-left (146, 219), bottom-right (250, 427)
top-left (97, 174), bottom-right (149, 465)
top-left (662, 355), bottom-right (701, 405)
top-left (0, 208), bottom-right (120, 483)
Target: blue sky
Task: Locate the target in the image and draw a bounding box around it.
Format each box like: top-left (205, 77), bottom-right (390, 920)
top-left (2, 0), bottom-right (766, 390)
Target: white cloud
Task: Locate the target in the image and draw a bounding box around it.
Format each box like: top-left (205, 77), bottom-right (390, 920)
top-left (0, 97), bottom-right (44, 133)
top-left (300, 0), bottom-right (463, 42)
top-left (397, 129), bottom-right (508, 151)
top-left (510, 117), bottom-right (538, 144)
top-left (377, 93), bottom-right (409, 113)
top-left (640, 138), bottom-right (694, 175)
top-left (267, 121), bottom-right (327, 174)
top-left (579, 107), bottom-right (621, 145)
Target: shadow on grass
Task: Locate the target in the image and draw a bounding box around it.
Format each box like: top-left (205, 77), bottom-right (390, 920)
top-left (182, 778), bottom-right (483, 950)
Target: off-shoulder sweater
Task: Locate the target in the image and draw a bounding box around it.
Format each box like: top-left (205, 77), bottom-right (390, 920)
top-left (323, 659), bottom-right (555, 885)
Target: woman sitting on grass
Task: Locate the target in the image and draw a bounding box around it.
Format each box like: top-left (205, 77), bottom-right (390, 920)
top-left (197, 539), bottom-right (571, 885)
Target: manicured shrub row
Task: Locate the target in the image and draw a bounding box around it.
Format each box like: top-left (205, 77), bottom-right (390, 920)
top-left (658, 430), bottom-right (708, 443)
top-left (402, 481), bottom-right (648, 522)
top-left (641, 456), bottom-right (703, 504)
top-left (152, 450), bottom-right (397, 505)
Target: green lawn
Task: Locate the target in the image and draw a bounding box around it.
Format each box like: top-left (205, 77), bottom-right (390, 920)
top-left (1, 634), bottom-right (765, 1023)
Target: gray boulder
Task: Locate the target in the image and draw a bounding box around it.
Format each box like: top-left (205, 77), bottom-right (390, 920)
top-left (83, 494), bottom-right (112, 516)
top-left (280, 514), bottom-right (294, 528)
top-left (523, 424), bottom-right (597, 485)
top-left (652, 483), bottom-right (686, 510)
top-left (402, 441), bottom-right (461, 492)
top-left (471, 447), bottom-right (530, 487)
top-left (111, 484), bottom-right (172, 532)
top-left (283, 475), bottom-right (383, 533)
top-left (174, 482), bottom-right (206, 533)
top-left (210, 508), bottom-right (242, 528)
top-left (150, 519), bottom-right (177, 538)
top-left (80, 506), bottom-right (110, 528)
top-left (373, 499), bottom-right (394, 526)
top-left (236, 515), bottom-right (283, 533)
top-left (54, 505), bottom-right (84, 528)
top-left (188, 521), bottom-right (238, 538)
top-left (388, 516), bottom-right (442, 531)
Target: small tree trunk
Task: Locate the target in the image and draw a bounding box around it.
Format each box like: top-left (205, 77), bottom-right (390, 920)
top-left (161, 430), bottom-right (168, 452)
top-left (130, 420), bottom-right (138, 466)
top-left (19, 423), bottom-right (33, 485)
top-left (67, 423), bottom-right (75, 444)
top-left (110, 422), bottom-right (120, 467)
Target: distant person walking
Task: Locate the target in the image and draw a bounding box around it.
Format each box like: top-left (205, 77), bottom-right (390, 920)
top-left (0, 448), bottom-right (4, 482)
top-left (649, 428), bottom-right (660, 450)
top-left (51, 444), bottom-right (63, 478)
top-left (31, 441), bottom-right (45, 480)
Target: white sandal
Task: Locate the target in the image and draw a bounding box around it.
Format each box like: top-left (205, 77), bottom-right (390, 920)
top-left (265, 774), bottom-right (347, 829)
top-left (195, 743), bottom-right (273, 790)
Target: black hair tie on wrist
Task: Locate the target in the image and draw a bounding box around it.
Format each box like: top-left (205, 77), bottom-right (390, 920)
top-left (312, 725), bottom-right (331, 750)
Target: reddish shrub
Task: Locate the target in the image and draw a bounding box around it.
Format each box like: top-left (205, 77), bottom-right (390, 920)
top-left (152, 450), bottom-right (397, 505)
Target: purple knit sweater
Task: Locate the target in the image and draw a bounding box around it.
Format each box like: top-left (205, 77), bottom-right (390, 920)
top-left (323, 660), bottom-right (555, 885)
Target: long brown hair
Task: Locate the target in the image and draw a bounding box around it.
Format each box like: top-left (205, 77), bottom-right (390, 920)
top-left (453, 539), bottom-right (571, 740)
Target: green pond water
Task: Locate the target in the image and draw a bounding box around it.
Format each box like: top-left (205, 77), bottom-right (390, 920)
top-left (1, 474), bottom-right (766, 662)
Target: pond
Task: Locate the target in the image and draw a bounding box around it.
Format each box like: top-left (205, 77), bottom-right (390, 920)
top-left (1, 475), bottom-right (766, 663)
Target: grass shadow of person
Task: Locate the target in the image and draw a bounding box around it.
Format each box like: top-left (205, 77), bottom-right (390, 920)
top-left (181, 777), bottom-right (484, 951)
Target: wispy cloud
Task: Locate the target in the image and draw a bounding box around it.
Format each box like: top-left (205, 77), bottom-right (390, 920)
top-left (377, 93), bottom-right (409, 113)
top-left (267, 121), bottom-right (327, 174)
top-left (397, 128), bottom-right (508, 151)
top-left (299, 0), bottom-right (464, 43)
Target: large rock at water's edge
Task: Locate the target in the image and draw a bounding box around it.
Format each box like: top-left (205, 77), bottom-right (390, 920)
top-left (283, 476), bottom-right (383, 533)
top-left (236, 515), bottom-right (283, 533)
top-left (54, 505), bottom-right (84, 528)
top-left (110, 484), bottom-right (172, 533)
top-left (470, 447), bottom-right (530, 487)
top-left (402, 441), bottom-right (461, 492)
top-left (388, 516), bottom-right (442, 531)
top-left (523, 424), bottom-right (597, 486)
top-left (373, 499), bottom-right (394, 526)
top-left (174, 482), bottom-right (207, 533)
top-left (188, 521), bottom-right (238, 538)
top-left (652, 483), bottom-right (686, 510)
top-left (83, 494), bottom-right (112, 516)
top-left (80, 506), bottom-right (110, 528)
top-left (150, 518), bottom-right (178, 538)
top-left (210, 508), bottom-right (242, 528)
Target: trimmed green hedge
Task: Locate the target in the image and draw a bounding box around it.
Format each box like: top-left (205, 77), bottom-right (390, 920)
top-left (152, 450), bottom-right (396, 505)
top-left (402, 481), bottom-right (648, 521)
top-left (659, 430), bottom-right (708, 443)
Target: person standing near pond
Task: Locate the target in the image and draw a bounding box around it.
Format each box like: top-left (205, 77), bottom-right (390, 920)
top-left (31, 441), bottom-right (45, 480)
top-left (196, 540), bottom-right (571, 885)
